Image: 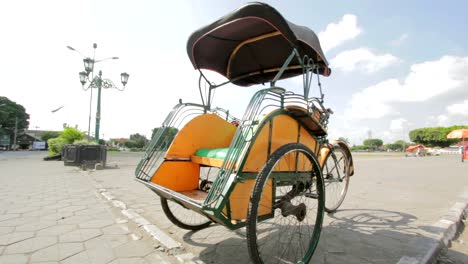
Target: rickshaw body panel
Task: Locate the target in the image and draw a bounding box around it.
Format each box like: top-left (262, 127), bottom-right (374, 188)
top-left (151, 161), bottom-right (200, 192)
top-left (165, 113), bottom-right (236, 159)
top-left (221, 178), bottom-right (273, 221)
top-left (241, 112), bottom-right (318, 172)
top-left (150, 113), bottom-right (236, 191)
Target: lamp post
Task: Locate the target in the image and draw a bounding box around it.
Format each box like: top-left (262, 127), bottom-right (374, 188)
top-left (68, 43), bottom-right (129, 143)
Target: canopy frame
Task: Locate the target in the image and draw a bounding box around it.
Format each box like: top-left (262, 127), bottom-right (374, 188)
top-left (196, 48), bottom-right (325, 111)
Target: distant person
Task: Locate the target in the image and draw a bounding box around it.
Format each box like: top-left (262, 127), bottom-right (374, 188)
top-left (463, 145), bottom-right (468, 162)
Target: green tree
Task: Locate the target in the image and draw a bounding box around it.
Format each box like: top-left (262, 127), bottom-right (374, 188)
top-left (409, 125), bottom-right (468, 147)
top-left (60, 127), bottom-right (84, 144)
top-left (363, 138), bottom-right (383, 150)
top-left (40, 131), bottom-right (61, 142)
top-left (46, 127), bottom-right (85, 156)
top-left (125, 133), bottom-right (148, 149)
top-left (351, 145), bottom-right (370, 151)
top-left (385, 143), bottom-right (400, 151)
top-left (152, 127), bottom-right (179, 149)
top-left (47, 137), bottom-right (67, 155)
top-left (385, 140), bottom-right (410, 151)
top-left (123, 140), bottom-right (136, 149)
top-left (0, 96), bottom-right (30, 141)
top-left (394, 140), bottom-right (409, 148)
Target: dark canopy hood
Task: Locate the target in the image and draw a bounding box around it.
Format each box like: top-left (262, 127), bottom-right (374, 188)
top-left (187, 2), bottom-right (331, 87)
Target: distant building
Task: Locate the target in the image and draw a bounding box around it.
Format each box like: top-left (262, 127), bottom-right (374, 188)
top-left (14, 129), bottom-right (61, 150)
top-left (109, 138), bottom-right (129, 150)
top-left (16, 133), bottom-right (39, 149)
top-left (24, 129), bottom-right (60, 140)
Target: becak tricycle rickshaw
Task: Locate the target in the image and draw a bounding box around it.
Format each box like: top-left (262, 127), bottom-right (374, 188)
top-left (135, 2), bottom-right (354, 263)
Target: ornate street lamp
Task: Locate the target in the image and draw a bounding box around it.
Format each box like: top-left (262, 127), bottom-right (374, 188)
top-left (83, 57), bottom-right (94, 74)
top-left (67, 43), bottom-right (129, 143)
top-left (79, 71), bottom-right (87, 86)
top-left (121, 72), bottom-right (129, 87)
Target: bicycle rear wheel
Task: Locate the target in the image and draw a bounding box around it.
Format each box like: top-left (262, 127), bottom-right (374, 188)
top-left (161, 197), bottom-right (211, 230)
top-left (323, 145), bottom-right (350, 213)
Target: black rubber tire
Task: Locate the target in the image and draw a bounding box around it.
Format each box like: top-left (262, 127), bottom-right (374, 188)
top-left (246, 143), bottom-right (325, 264)
top-left (323, 145), bottom-right (350, 213)
top-left (160, 197), bottom-right (211, 231)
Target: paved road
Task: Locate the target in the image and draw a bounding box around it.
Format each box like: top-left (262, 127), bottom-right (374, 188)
top-left (0, 151), bottom-right (175, 264)
top-left (1, 151), bottom-right (467, 263)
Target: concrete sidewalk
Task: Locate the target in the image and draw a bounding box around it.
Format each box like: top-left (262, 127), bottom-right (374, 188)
top-left (90, 152), bottom-right (468, 264)
top-left (0, 152), bottom-right (176, 264)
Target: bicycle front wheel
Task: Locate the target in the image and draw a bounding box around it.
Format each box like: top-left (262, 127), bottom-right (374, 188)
top-left (247, 143), bottom-right (325, 264)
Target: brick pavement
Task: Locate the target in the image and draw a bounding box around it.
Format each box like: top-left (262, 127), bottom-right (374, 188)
top-left (2, 151), bottom-right (467, 263)
top-left (0, 152), bottom-right (175, 264)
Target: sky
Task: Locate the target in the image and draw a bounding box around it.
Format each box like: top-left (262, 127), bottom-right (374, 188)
top-left (1, 0), bottom-right (468, 145)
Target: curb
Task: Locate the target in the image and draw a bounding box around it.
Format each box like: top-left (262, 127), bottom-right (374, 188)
top-left (397, 193), bottom-right (468, 264)
top-left (420, 202), bottom-right (467, 263)
top-left (98, 188), bottom-right (204, 263)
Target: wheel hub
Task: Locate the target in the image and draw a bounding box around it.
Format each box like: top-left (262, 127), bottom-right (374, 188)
top-left (279, 201), bottom-right (307, 222)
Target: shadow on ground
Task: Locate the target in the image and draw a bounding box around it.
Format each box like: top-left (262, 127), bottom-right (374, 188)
top-left (176, 208), bottom-right (463, 264)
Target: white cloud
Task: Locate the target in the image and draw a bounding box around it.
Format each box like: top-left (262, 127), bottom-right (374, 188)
top-left (331, 48), bottom-right (399, 73)
top-left (427, 115), bottom-right (450, 126)
top-left (428, 100), bottom-right (468, 127)
top-left (390, 118), bottom-right (407, 131)
top-left (327, 117), bottom-right (371, 145)
top-left (447, 100), bottom-right (468, 116)
top-left (346, 78), bottom-right (400, 119)
top-left (346, 56), bottom-right (468, 120)
top-left (391, 33), bottom-right (409, 47)
top-left (318, 14), bottom-right (362, 53)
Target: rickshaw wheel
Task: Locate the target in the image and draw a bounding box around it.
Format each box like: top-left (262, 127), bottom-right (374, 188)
top-left (160, 197), bottom-right (211, 230)
top-left (247, 143), bottom-right (325, 264)
top-left (323, 145), bottom-right (350, 213)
